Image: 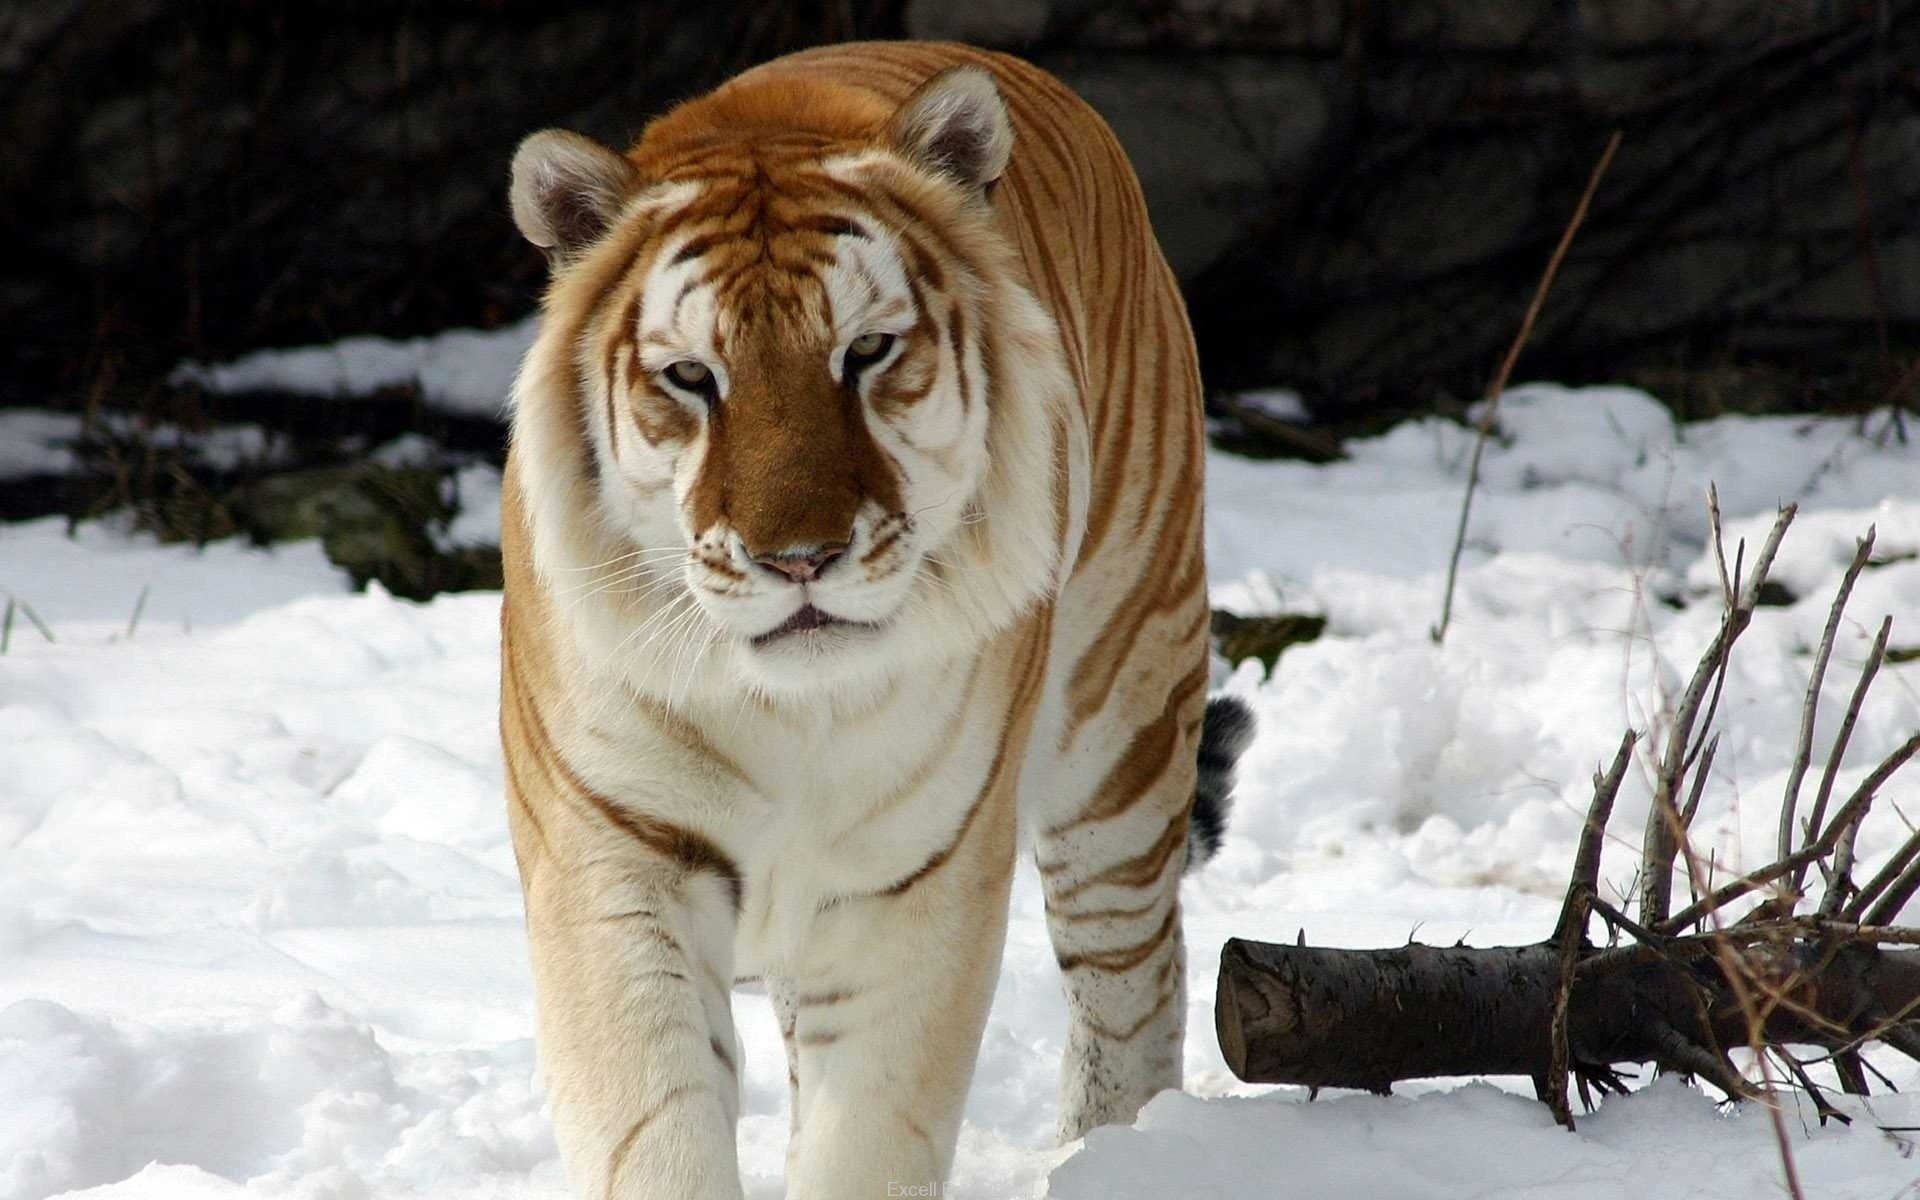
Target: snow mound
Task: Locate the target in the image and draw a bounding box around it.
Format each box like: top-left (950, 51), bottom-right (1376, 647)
top-left (2, 516), bottom-right (349, 632)
top-left (1051, 1080), bottom-right (1920, 1199)
top-left (3, 996), bottom-right (554, 1200)
top-left (171, 320), bottom-right (539, 418)
top-left (3, 384), bottom-right (1918, 1197)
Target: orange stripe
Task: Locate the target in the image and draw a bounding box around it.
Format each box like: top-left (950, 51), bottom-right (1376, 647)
top-left (1056, 901), bottom-right (1179, 973)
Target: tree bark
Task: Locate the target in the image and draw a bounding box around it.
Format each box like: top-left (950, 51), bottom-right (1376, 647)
top-left (1217, 933), bottom-right (1920, 1093)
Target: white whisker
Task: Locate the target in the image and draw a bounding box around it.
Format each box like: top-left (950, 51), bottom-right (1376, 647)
top-left (560, 559), bottom-right (686, 606)
top-left (551, 546), bottom-right (689, 573)
top-left (609, 592), bottom-right (697, 666)
top-left (626, 595), bottom-right (708, 672)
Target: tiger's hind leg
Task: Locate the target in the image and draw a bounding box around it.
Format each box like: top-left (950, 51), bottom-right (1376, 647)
top-left (1035, 666), bottom-right (1252, 1140)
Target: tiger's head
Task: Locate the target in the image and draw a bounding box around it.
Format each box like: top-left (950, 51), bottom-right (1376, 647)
top-left (506, 67), bottom-right (1073, 702)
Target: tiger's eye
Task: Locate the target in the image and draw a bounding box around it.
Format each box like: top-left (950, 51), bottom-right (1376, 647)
top-left (844, 333), bottom-right (895, 377)
top-left (665, 360), bottom-right (712, 390)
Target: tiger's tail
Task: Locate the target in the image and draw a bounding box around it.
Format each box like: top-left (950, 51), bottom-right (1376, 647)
top-left (1186, 695), bottom-right (1254, 870)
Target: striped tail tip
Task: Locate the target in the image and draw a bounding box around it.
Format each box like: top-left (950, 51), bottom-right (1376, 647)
top-left (1187, 695), bottom-right (1254, 870)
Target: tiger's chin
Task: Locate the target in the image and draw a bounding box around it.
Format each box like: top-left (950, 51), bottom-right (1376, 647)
top-left (707, 599), bottom-right (902, 698)
top-left (748, 603), bottom-right (884, 649)
top-left (735, 625), bottom-right (900, 700)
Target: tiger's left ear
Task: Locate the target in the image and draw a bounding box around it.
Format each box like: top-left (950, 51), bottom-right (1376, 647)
top-left (887, 67), bottom-right (1013, 196)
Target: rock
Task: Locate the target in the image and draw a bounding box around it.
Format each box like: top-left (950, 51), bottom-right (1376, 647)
top-left (1210, 610), bottom-right (1326, 679)
top-left (1062, 56), bottom-right (1329, 279)
top-left (232, 465), bottom-right (499, 599)
top-left (904, 0), bottom-right (1049, 46)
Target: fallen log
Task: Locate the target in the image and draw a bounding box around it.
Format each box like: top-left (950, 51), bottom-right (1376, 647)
top-left (1216, 497), bottom-right (1920, 1127)
top-left (1217, 932), bottom-right (1920, 1099)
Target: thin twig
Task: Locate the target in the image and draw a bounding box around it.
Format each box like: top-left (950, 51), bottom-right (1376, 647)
top-left (1680, 733), bottom-right (1720, 828)
top-left (1589, 893), bottom-right (1669, 947)
top-left (1848, 825), bottom-right (1920, 920)
top-left (1641, 502), bottom-right (1796, 925)
top-left (1665, 731), bottom-right (1920, 933)
top-left (1810, 614), bottom-right (1892, 913)
top-left (1546, 729), bottom-right (1637, 1130)
top-left (1781, 916), bottom-right (1920, 946)
top-left (1781, 1052), bottom-right (1852, 1125)
top-left (1779, 528), bottom-right (1876, 870)
top-left (1860, 740), bottom-right (1920, 925)
top-left (1431, 130), bottom-right (1622, 644)
top-left (1707, 484), bottom-right (1732, 603)
top-left (1649, 1020), bottom-right (1764, 1101)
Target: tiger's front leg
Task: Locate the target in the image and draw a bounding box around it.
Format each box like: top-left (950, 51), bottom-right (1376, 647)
top-left (779, 792), bottom-right (1017, 1200)
top-left (520, 843), bottom-right (746, 1199)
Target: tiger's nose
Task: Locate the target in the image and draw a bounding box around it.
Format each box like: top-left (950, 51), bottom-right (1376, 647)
top-left (753, 543), bottom-right (847, 583)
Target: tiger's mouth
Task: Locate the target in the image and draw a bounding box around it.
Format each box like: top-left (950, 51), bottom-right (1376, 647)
top-left (749, 604), bottom-right (883, 648)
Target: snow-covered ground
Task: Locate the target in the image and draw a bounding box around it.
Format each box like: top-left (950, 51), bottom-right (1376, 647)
top-left (170, 320), bottom-right (538, 419)
top-left (5, 380), bottom-right (1920, 1198)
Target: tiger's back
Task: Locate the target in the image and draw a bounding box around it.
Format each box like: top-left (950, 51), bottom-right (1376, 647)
top-left (499, 40), bottom-right (1240, 1199)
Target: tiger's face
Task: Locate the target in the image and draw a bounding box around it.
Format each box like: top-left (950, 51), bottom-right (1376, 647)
top-left (608, 207), bottom-right (989, 684)
top-left (509, 68), bottom-right (1066, 700)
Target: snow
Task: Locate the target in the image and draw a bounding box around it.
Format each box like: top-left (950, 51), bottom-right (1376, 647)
top-left (437, 465), bottom-right (504, 552)
top-left (4, 383), bottom-right (1920, 1198)
top-left (1053, 1079), bottom-right (1920, 1199)
top-left (0, 410), bottom-right (290, 482)
top-left (2, 517), bottom-right (349, 633)
top-left (0, 412), bottom-right (83, 480)
top-left (171, 320), bottom-right (539, 419)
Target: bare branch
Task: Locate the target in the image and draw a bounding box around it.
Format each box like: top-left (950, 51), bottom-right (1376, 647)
top-left (1779, 527), bottom-right (1877, 871)
top-left (1665, 732), bottom-right (1920, 933)
top-left (1557, 730), bottom-right (1640, 942)
top-left (1782, 916), bottom-right (1920, 946)
top-left (1812, 614), bottom-right (1893, 914)
top-left (1860, 737), bottom-right (1920, 925)
top-left (1547, 729), bottom-right (1638, 1130)
top-left (1849, 825), bottom-right (1920, 921)
top-left (1649, 1020), bottom-right (1765, 1101)
top-left (1706, 483), bottom-right (1732, 605)
top-left (1877, 1021), bottom-right (1920, 1063)
top-left (1641, 502), bottom-right (1797, 925)
top-left (1780, 1052), bottom-right (1852, 1125)
top-left (1681, 732), bottom-right (1720, 828)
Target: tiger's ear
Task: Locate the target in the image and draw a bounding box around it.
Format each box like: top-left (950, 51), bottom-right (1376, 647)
top-left (509, 130), bottom-right (640, 259)
top-left (887, 67), bottom-right (1013, 195)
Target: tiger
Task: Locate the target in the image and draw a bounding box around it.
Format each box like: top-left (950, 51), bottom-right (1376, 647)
top-left (499, 39), bottom-right (1253, 1199)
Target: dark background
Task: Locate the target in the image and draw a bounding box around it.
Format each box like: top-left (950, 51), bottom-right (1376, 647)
top-left (4, 0), bottom-right (1917, 548)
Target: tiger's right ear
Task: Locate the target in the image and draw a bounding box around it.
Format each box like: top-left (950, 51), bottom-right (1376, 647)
top-left (888, 67), bottom-right (1013, 196)
top-left (509, 130), bottom-right (640, 260)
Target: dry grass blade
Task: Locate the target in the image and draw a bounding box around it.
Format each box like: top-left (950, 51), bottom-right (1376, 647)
top-left (126, 583), bottom-right (151, 640)
top-left (1431, 130), bottom-right (1623, 645)
top-left (16, 597), bottom-right (55, 644)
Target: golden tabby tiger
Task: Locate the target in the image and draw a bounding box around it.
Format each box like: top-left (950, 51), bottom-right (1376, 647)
top-left (500, 39), bottom-right (1251, 1199)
